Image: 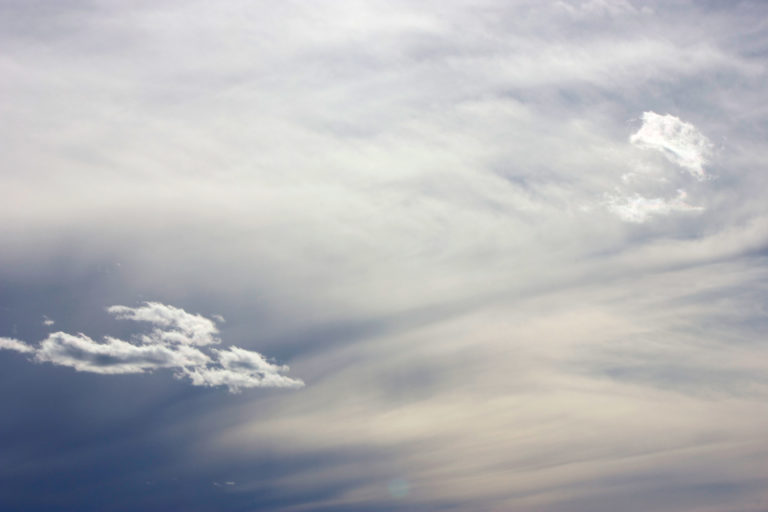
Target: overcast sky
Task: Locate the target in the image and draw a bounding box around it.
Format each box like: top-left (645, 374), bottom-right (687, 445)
top-left (2, 1), bottom-right (768, 511)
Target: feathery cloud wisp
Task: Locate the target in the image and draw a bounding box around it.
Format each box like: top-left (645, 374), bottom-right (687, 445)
top-left (606, 189), bottom-right (704, 223)
top-left (0, 337), bottom-right (35, 354)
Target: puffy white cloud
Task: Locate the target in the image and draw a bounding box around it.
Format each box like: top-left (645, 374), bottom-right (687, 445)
top-left (108, 302), bottom-right (221, 346)
top-left (34, 331), bottom-right (210, 374)
top-left (182, 345), bottom-right (305, 392)
top-left (181, 346), bottom-right (305, 393)
top-left (1, 303), bottom-right (302, 392)
top-left (183, 359), bottom-right (304, 393)
top-left (0, 337), bottom-right (35, 354)
top-left (630, 112), bottom-right (714, 179)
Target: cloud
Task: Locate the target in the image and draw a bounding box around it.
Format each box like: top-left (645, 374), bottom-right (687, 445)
top-left (556, 0), bottom-right (641, 18)
top-left (183, 366), bottom-right (304, 393)
top-left (42, 315), bottom-right (54, 326)
top-left (630, 112), bottom-right (714, 179)
top-left (0, 1), bottom-right (767, 511)
top-left (182, 346), bottom-right (304, 392)
top-left (108, 302), bottom-right (221, 346)
top-left (602, 112), bottom-right (712, 223)
top-left (1, 303), bottom-right (303, 392)
top-left (606, 189), bottom-right (703, 223)
top-left (34, 331), bottom-right (210, 375)
top-left (0, 337), bottom-right (35, 354)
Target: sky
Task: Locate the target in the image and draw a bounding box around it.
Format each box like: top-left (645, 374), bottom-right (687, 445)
top-left (1, 0), bottom-right (768, 510)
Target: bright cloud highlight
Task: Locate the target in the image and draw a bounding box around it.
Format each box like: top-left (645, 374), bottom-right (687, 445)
top-left (108, 302), bottom-right (221, 346)
top-left (630, 111), bottom-right (714, 179)
top-left (607, 189), bottom-right (704, 223)
top-left (604, 112), bottom-right (713, 223)
top-left (0, 337), bottom-right (35, 354)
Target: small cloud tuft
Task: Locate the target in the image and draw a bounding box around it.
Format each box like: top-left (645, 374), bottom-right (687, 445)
top-left (630, 112), bottom-right (713, 179)
top-left (0, 337), bottom-right (35, 354)
top-left (108, 302), bottom-right (221, 346)
top-left (606, 189), bottom-right (703, 223)
top-left (0, 303), bottom-right (303, 393)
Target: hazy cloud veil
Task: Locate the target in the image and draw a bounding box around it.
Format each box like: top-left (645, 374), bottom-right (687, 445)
top-left (1, 1), bottom-right (768, 511)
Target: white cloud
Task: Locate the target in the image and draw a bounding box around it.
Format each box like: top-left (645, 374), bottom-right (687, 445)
top-left (2, 303), bottom-right (302, 392)
top-left (182, 345), bottom-right (305, 392)
top-left (0, 337), bottom-right (35, 354)
top-left (630, 112), bottom-right (714, 179)
top-left (42, 315), bottom-right (54, 326)
top-left (606, 189), bottom-right (703, 223)
top-left (603, 112), bottom-right (713, 223)
top-left (34, 331), bottom-right (210, 374)
top-left (108, 302), bottom-right (221, 346)
top-left (183, 364), bottom-right (304, 393)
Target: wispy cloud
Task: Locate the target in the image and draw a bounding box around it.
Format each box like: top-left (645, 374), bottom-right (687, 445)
top-left (1, 0), bottom-right (767, 511)
top-left (606, 189), bottom-right (704, 223)
top-left (0, 336), bottom-right (35, 354)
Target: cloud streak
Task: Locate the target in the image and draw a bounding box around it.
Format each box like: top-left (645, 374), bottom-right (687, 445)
top-left (606, 189), bottom-right (703, 223)
top-left (0, 336), bottom-right (35, 354)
